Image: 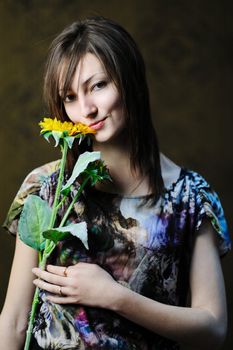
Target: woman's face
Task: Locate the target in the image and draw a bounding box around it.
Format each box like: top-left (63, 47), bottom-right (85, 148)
top-left (61, 53), bottom-right (126, 144)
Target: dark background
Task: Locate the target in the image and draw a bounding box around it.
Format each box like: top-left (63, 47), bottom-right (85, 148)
top-left (0, 0), bottom-right (232, 348)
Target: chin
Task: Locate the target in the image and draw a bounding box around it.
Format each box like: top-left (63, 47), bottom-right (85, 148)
top-left (94, 131), bottom-right (114, 143)
top-left (94, 136), bottom-right (112, 143)
top-left (94, 127), bottom-right (126, 145)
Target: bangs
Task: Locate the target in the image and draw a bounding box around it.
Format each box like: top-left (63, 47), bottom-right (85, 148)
top-left (44, 20), bottom-right (128, 127)
top-left (58, 51), bottom-right (84, 101)
top-left (58, 48), bottom-right (120, 103)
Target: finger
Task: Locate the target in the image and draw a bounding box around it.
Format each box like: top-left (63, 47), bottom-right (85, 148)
top-left (67, 261), bottom-right (92, 270)
top-left (33, 278), bottom-right (71, 296)
top-left (47, 263), bottom-right (83, 278)
top-left (32, 268), bottom-right (68, 286)
top-left (66, 262), bottom-right (92, 273)
top-left (47, 265), bottom-right (71, 277)
top-left (46, 294), bottom-right (78, 304)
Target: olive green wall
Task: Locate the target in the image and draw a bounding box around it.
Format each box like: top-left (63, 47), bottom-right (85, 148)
top-left (0, 0), bottom-right (232, 348)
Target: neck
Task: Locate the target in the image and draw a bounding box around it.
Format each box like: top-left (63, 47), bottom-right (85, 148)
top-left (92, 139), bottom-right (150, 196)
top-left (93, 138), bottom-right (130, 166)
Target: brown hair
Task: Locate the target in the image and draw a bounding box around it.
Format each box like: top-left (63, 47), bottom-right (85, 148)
top-left (44, 16), bottom-right (164, 201)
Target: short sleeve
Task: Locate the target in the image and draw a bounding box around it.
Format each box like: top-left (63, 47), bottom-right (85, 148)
top-left (192, 171), bottom-right (231, 256)
top-left (2, 160), bottom-right (60, 236)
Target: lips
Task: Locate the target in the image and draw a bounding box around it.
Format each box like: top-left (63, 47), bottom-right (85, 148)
top-left (89, 117), bottom-right (108, 130)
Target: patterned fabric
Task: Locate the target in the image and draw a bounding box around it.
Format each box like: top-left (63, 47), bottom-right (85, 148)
top-left (3, 161), bottom-right (231, 350)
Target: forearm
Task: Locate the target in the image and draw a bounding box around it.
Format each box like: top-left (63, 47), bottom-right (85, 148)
top-left (0, 316), bottom-right (26, 349)
top-left (104, 225), bottom-right (227, 349)
top-left (0, 236), bottom-right (38, 349)
top-left (109, 283), bottom-right (225, 349)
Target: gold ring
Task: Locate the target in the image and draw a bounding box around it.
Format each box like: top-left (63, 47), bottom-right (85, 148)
top-left (64, 267), bottom-right (68, 277)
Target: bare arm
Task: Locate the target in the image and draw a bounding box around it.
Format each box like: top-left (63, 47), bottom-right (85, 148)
top-left (110, 221), bottom-right (227, 349)
top-left (0, 235), bottom-right (38, 349)
top-left (33, 220), bottom-right (227, 349)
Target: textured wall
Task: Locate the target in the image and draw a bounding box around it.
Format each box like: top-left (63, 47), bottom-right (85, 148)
top-left (0, 0), bottom-right (232, 348)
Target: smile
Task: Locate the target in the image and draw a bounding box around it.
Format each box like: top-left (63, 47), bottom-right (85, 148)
top-left (89, 117), bottom-right (108, 130)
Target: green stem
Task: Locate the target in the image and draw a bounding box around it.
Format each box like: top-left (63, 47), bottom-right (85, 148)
top-left (48, 140), bottom-right (69, 229)
top-left (24, 287), bottom-right (40, 350)
top-left (34, 177), bottom-right (91, 267)
top-left (55, 194), bottom-right (68, 212)
top-left (59, 175), bottom-right (90, 227)
top-left (24, 140), bottom-right (68, 350)
top-left (38, 251), bottom-right (42, 264)
top-left (24, 142), bottom-right (94, 350)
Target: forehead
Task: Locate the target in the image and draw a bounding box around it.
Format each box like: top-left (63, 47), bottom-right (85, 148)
top-left (59, 52), bottom-right (106, 90)
top-left (76, 53), bottom-right (105, 79)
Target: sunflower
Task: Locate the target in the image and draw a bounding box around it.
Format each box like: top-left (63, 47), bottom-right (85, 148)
top-left (39, 117), bottom-right (96, 136)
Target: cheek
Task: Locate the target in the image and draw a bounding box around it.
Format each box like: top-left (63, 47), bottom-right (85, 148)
top-left (100, 90), bottom-right (123, 114)
top-left (63, 104), bottom-right (82, 123)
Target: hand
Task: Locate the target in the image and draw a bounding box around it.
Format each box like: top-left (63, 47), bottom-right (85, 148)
top-left (32, 262), bottom-right (119, 309)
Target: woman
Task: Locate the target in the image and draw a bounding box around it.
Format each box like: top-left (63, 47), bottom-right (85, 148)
top-left (0, 16), bottom-right (231, 349)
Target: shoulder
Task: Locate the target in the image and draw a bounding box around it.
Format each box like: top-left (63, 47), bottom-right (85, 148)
top-left (160, 153), bottom-right (181, 189)
top-left (160, 152), bottom-right (213, 193)
top-left (13, 160), bottom-right (60, 203)
top-left (3, 160), bottom-right (60, 234)
top-left (160, 153), bottom-right (224, 223)
top-left (160, 153), bottom-right (231, 255)
top-left (23, 160), bottom-right (60, 185)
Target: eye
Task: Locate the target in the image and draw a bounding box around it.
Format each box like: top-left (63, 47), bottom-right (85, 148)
top-left (92, 81), bottom-right (107, 91)
top-left (63, 93), bottom-right (76, 103)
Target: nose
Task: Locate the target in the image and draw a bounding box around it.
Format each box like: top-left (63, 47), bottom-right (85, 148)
top-left (79, 96), bottom-right (98, 120)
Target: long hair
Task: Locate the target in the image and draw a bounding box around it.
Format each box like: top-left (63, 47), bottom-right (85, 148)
top-left (44, 16), bottom-right (164, 201)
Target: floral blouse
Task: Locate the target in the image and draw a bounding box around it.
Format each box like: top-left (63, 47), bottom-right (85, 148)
top-left (3, 160), bottom-right (231, 350)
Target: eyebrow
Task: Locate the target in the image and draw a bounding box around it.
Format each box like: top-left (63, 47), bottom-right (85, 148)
top-left (82, 71), bottom-right (106, 86)
top-left (59, 71), bottom-right (106, 94)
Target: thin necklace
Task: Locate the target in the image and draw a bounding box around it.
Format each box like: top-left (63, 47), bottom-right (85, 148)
top-left (127, 175), bottom-right (148, 196)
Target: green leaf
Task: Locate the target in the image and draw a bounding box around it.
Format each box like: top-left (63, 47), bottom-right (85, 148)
top-left (52, 131), bottom-right (63, 147)
top-left (64, 136), bottom-right (75, 149)
top-left (43, 229), bottom-right (69, 244)
top-left (78, 135), bottom-right (84, 144)
top-left (43, 222), bottom-right (88, 249)
top-left (62, 151), bottom-right (101, 193)
top-left (42, 131), bottom-right (52, 142)
top-left (60, 187), bottom-right (71, 197)
top-left (84, 160), bottom-right (112, 186)
top-left (18, 195), bottom-right (52, 251)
